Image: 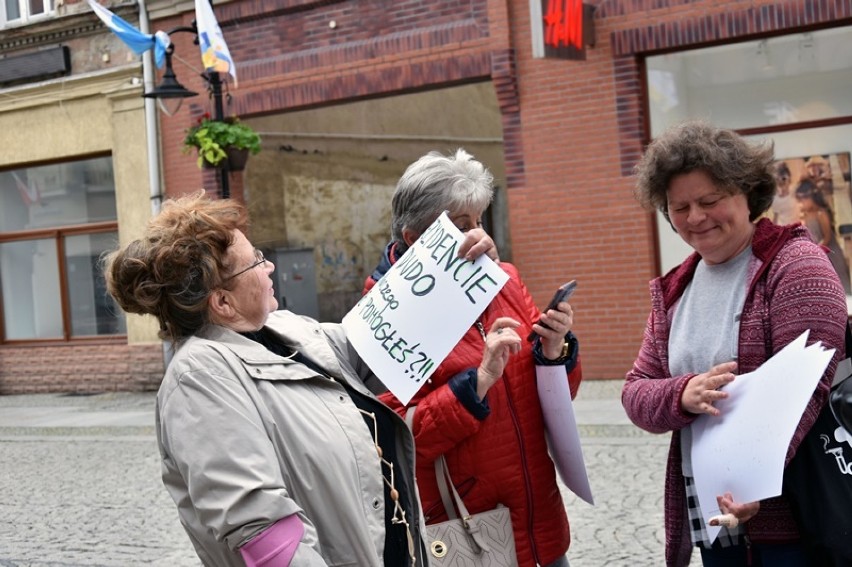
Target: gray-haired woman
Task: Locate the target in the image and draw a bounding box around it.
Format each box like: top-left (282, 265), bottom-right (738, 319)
top-left (365, 149), bottom-right (583, 567)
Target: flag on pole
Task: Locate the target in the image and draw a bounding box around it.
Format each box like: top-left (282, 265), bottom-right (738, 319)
top-left (85, 0), bottom-right (170, 68)
top-left (12, 172), bottom-right (41, 207)
top-left (195, 0), bottom-right (237, 85)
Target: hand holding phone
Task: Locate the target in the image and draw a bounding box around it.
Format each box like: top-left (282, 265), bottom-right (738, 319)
top-left (527, 280), bottom-right (577, 342)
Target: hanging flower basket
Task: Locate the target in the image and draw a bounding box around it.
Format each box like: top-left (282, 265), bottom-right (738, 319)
top-left (183, 115), bottom-right (261, 170)
top-left (201, 147), bottom-right (250, 170)
top-left (225, 146), bottom-right (251, 171)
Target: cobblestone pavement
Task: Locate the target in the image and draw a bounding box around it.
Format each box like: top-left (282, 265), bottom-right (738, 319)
top-left (0, 383), bottom-right (699, 566)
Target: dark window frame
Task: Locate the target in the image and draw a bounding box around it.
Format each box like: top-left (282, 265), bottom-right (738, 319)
top-left (0, 144), bottom-right (126, 346)
top-left (0, 220), bottom-right (126, 346)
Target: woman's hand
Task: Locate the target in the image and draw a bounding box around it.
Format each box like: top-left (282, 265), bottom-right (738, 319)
top-left (535, 302), bottom-right (574, 360)
top-left (710, 492), bottom-right (760, 526)
top-left (681, 361), bottom-right (737, 416)
top-left (458, 228), bottom-right (499, 262)
top-left (477, 317), bottom-right (521, 398)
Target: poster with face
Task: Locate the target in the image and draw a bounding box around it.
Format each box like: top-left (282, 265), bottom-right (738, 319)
top-left (770, 152), bottom-right (852, 294)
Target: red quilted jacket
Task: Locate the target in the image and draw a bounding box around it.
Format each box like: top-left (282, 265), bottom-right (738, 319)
top-left (365, 259), bottom-right (583, 566)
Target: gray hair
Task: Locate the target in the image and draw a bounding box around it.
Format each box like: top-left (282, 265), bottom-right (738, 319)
top-left (391, 149), bottom-right (494, 250)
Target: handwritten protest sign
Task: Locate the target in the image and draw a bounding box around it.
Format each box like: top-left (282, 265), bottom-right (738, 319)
top-left (342, 212), bottom-right (509, 405)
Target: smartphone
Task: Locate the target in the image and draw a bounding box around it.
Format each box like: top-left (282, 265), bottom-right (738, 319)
top-left (527, 280), bottom-right (577, 342)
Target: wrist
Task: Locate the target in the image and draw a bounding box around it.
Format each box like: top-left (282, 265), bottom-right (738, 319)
top-left (543, 340), bottom-right (572, 362)
top-left (449, 370), bottom-right (490, 420)
top-left (477, 366), bottom-right (498, 392)
top-left (533, 332), bottom-right (578, 367)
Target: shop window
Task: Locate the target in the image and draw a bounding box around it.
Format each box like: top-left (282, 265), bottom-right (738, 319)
top-left (1, 0), bottom-right (52, 26)
top-left (647, 27), bottom-right (852, 133)
top-left (644, 26), bottom-right (852, 308)
top-left (0, 156), bottom-right (126, 342)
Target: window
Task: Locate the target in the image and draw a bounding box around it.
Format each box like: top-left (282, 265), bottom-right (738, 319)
top-left (0, 156), bottom-right (126, 342)
top-left (644, 26), bottom-right (852, 297)
top-left (1, 0), bottom-right (53, 27)
top-left (646, 27), bottom-right (852, 134)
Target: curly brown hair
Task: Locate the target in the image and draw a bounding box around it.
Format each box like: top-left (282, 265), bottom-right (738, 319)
top-left (103, 190), bottom-right (248, 344)
top-left (634, 120), bottom-right (777, 224)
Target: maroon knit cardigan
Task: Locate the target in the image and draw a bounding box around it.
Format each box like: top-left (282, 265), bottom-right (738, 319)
top-left (622, 219), bottom-right (848, 566)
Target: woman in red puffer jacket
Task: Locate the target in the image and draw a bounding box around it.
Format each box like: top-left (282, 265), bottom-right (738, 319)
top-left (364, 149), bottom-right (583, 567)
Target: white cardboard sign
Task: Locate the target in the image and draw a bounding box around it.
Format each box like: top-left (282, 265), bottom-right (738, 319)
top-left (342, 212), bottom-right (508, 405)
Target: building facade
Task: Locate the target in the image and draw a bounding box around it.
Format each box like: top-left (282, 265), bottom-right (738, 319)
top-left (1, 0), bottom-right (850, 392)
top-left (0, 0), bottom-right (164, 392)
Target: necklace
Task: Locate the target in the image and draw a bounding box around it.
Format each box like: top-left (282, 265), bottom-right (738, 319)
top-left (475, 319), bottom-right (487, 342)
top-left (359, 409), bottom-right (417, 565)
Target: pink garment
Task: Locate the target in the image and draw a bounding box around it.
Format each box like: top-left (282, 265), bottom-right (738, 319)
top-left (239, 514), bottom-right (303, 567)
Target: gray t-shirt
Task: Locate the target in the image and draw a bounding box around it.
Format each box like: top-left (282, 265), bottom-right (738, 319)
top-left (670, 245), bottom-right (752, 476)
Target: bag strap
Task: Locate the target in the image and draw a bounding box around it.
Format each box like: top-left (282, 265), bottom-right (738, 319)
top-left (405, 406), bottom-right (491, 553)
top-left (434, 455), bottom-right (461, 521)
top-left (404, 407), bottom-right (459, 519)
top-left (435, 455), bottom-right (492, 553)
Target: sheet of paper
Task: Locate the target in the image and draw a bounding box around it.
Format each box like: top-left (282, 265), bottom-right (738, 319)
top-left (342, 212), bottom-right (508, 405)
top-left (691, 330), bottom-right (834, 542)
top-left (536, 365), bottom-right (594, 505)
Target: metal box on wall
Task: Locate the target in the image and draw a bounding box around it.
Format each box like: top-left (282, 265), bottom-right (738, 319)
top-left (265, 247), bottom-right (319, 319)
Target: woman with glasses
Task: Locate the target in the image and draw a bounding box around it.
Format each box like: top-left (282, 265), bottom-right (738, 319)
top-left (104, 190), bottom-right (496, 567)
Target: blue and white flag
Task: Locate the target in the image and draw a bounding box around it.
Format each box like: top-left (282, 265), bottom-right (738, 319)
top-left (86, 0), bottom-right (170, 68)
top-left (195, 0), bottom-right (237, 85)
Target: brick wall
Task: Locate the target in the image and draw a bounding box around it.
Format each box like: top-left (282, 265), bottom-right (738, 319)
top-left (151, 0), bottom-right (851, 380)
top-left (506, 0), bottom-right (852, 378)
top-left (0, 343), bottom-right (164, 394)
top-left (156, 0), bottom-right (499, 200)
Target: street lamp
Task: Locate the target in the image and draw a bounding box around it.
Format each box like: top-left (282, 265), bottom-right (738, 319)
top-left (142, 44), bottom-right (197, 116)
top-left (142, 23), bottom-right (233, 198)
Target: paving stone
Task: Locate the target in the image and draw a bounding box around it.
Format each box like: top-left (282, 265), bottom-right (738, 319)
top-left (0, 382), bottom-right (701, 566)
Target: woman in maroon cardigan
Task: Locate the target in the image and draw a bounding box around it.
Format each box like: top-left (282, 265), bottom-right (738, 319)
top-left (623, 120), bottom-right (847, 567)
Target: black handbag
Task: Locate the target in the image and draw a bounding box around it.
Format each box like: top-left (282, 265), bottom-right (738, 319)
top-left (783, 322), bottom-right (852, 564)
top-left (829, 371), bottom-right (852, 434)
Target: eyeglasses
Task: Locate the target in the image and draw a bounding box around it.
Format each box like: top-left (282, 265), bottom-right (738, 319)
top-left (224, 249), bottom-right (267, 281)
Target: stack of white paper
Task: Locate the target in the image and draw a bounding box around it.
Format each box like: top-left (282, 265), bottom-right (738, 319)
top-left (691, 330), bottom-right (834, 543)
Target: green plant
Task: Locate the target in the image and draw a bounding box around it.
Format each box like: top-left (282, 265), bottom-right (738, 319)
top-left (183, 115), bottom-right (262, 168)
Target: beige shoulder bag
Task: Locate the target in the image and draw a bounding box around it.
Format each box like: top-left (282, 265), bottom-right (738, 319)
top-left (405, 407), bottom-right (518, 567)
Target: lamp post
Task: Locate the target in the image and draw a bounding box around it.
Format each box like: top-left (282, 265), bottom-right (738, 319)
top-left (142, 44), bottom-right (197, 108)
top-left (142, 24), bottom-right (232, 199)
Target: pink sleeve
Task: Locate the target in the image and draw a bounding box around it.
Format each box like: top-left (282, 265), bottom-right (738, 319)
top-left (239, 514), bottom-right (304, 567)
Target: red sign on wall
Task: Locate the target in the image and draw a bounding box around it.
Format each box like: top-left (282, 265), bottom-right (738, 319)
top-left (540, 0), bottom-right (594, 60)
